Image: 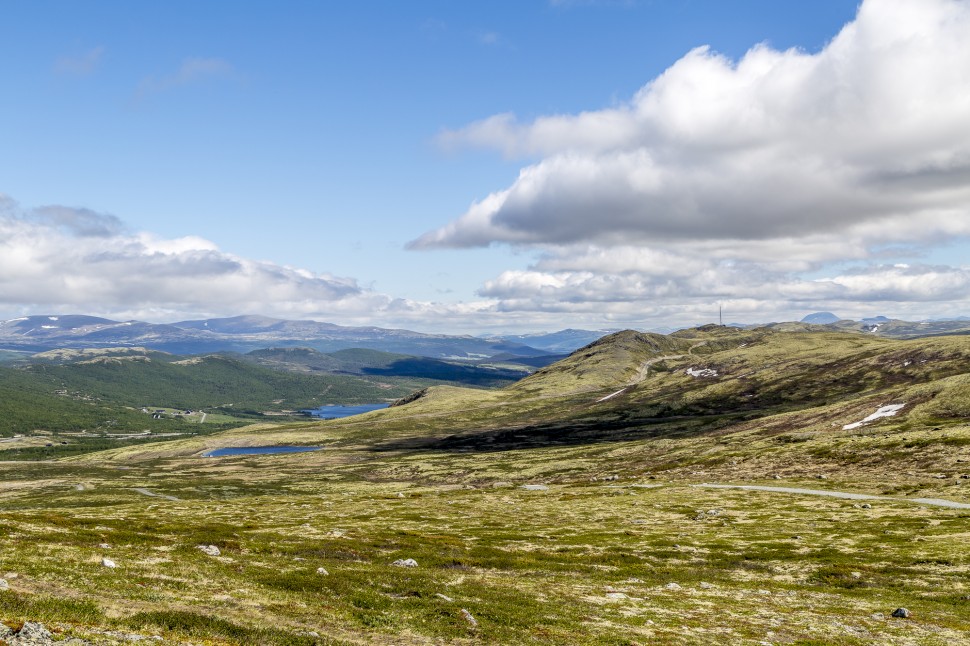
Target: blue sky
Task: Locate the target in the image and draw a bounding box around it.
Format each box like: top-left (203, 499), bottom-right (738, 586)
top-left (2, 0), bottom-right (969, 333)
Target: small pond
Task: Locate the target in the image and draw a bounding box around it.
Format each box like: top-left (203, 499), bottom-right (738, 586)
top-left (203, 446), bottom-right (324, 457)
top-left (303, 403), bottom-right (389, 419)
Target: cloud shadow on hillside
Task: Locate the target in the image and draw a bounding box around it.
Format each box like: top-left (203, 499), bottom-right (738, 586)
top-left (369, 413), bottom-right (745, 454)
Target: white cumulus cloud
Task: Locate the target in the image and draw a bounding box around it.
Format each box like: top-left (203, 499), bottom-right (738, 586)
top-left (407, 0), bottom-right (970, 328)
top-left (0, 195), bottom-right (390, 321)
top-left (416, 0), bottom-right (970, 251)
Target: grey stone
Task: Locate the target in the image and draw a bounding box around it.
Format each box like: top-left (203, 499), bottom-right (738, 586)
top-left (0, 578), bottom-right (8, 590)
top-left (520, 484), bottom-right (549, 491)
top-left (316, 567), bottom-right (329, 575)
top-left (17, 621), bottom-right (53, 643)
top-left (392, 558), bottom-right (418, 568)
top-left (101, 557), bottom-right (117, 568)
top-left (891, 607), bottom-right (911, 618)
top-left (196, 544), bottom-right (221, 556)
top-left (459, 608), bottom-right (478, 628)
top-left (664, 582), bottom-right (682, 590)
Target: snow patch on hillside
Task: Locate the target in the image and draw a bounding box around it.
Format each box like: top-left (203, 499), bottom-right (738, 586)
top-left (596, 388), bottom-right (626, 402)
top-left (843, 404), bottom-right (905, 430)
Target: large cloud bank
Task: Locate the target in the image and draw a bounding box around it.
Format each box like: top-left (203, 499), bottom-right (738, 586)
top-left (412, 0), bottom-right (970, 324)
top-left (419, 0), bottom-right (970, 249)
top-left (0, 195), bottom-right (396, 323)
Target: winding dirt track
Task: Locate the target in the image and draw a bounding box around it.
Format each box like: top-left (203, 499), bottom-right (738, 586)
top-left (693, 483), bottom-right (970, 510)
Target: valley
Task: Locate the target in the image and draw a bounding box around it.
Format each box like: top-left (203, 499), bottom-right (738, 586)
top-left (1, 325), bottom-right (969, 643)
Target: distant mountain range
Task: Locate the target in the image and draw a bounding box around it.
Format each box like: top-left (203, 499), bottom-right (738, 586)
top-left (0, 315), bottom-right (578, 359)
top-left (3, 312), bottom-right (969, 359)
top-left (795, 312), bottom-right (970, 337)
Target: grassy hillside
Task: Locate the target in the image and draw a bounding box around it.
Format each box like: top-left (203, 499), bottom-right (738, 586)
top-left (20, 352), bottom-right (419, 411)
top-left (245, 346), bottom-right (531, 387)
top-left (0, 348), bottom-right (439, 459)
top-left (1, 327), bottom-right (970, 644)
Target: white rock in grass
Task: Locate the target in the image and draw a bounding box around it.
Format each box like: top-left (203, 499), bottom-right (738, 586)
top-left (435, 593), bottom-right (454, 602)
top-left (392, 558), bottom-right (418, 568)
top-left (316, 567), bottom-right (329, 575)
top-left (520, 484), bottom-right (549, 491)
top-left (101, 557), bottom-right (118, 568)
top-left (0, 578), bottom-right (8, 590)
top-left (664, 582), bottom-right (682, 590)
top-left (459, 608), bottom-right (478, 628)
top-left (196, 544), bottom-right (221, 556)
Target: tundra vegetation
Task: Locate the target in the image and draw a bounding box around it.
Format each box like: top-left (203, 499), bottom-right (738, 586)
top-left (1, 326), bottom-right (969, 644)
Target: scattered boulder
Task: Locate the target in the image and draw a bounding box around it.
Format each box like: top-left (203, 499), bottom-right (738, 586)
top-left (392, 558), bottom-right (418, 568)
top-left (15, 621), bottom-right (54, 644)
top-left (316, 567), bottom-right (329, 575)
top-left (605, 592), bottom-right (628, 599)
top-left (196, 544), bottom-right (221, 556)
top-left (520, 484), bottom-right (549, 491)
top-left (435, 593), bottom-right (454, 602)
top-left (98, 543), bottom-right (111, 549)
top-left (891, 607), bottom-right (911, 618)
top-left (0, 578), bottom-right (8, 590)
top-left (459, 608), bottom-right (478, 628)
top-left (861, 503), bottom-right (872, 509)
top-left (101, 557), bottom-right (117, 568)
top-left (664, 582), bottom-right (682, 591)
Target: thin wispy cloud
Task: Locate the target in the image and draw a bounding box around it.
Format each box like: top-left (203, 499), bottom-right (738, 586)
top-left (478, 31), bottom-right (502, 46)
top-left (548, 0), bottom-right (636, 7)
top-left (134, 57), bottom-right (235, 102)
top-left (54, 46), bottom-right (105, 76)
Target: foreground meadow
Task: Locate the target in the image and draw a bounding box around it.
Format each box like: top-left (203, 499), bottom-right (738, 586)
top-left (2, 328), bottom-right (970, 644)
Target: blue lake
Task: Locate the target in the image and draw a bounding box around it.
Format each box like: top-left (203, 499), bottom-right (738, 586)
top-left (303, 403), bottom-right (389, 419)
top-left (203, 446), bottom-right (324, 457)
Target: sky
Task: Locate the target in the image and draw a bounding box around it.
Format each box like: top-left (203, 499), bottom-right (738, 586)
top-left (2, 0), bottom-right (970, 334)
